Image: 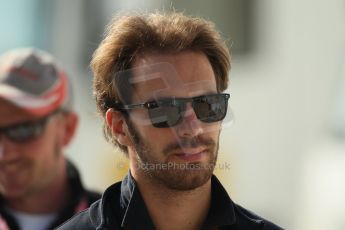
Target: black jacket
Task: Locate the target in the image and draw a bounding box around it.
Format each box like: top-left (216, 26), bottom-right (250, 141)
top-left (0, 160), bottom-right (101, 230)
top-left (57, 172), bottom-right (283, 230)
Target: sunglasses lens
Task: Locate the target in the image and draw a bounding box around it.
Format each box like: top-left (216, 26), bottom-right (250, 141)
top-left (148, 102), bottom-right (183, 128)
top-left (6, 123), bottom-right (44, 142)
top-left (194, 94), bottom-right (228, 122)
top-left (145, 94), bottom-right (228, 128)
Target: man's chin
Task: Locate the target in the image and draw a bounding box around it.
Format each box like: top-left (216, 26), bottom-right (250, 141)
top-left (153, 166), bottom-right (213, 191)
top-left (0, 178), bottom-right (31, 199)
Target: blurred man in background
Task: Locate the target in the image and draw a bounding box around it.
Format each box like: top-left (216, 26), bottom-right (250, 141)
top-left (58, 12), bottom-right (282, 230)
top-left (0, 48), bottom-right (100, 230)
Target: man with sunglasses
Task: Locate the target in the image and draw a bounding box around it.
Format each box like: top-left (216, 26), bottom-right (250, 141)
top-left (0, 48), bottom-right (100, 230)
top-left (58, 12), bottom-right (282, 230)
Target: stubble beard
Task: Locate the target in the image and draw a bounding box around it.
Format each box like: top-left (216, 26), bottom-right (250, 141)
top-left (126, 120), bottom-right (219, 191)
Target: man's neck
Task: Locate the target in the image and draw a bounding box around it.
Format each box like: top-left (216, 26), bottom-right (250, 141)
top-left (6, 159), bottom-right (70, 214)
top-left (132, 169), bottom-right (212, 230)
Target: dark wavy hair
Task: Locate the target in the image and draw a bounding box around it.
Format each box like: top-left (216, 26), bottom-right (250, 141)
top-left (91, 12), bottom-right (231, 153)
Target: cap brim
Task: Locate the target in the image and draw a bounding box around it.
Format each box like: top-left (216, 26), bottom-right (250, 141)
top-left (0, 84), bottom-right (62, 117)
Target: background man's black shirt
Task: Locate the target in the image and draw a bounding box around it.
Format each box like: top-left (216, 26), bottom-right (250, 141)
top-left (0, 160), bottom-right (100, 230)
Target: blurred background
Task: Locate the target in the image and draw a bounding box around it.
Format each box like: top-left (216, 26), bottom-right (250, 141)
top-left (1, 0), bottom-right (345, 229)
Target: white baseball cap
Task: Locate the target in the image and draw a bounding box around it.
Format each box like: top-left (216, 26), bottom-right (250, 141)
top-left (0, 48), bottom-right (72, 116)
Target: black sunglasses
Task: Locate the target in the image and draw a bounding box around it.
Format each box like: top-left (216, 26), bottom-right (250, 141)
top-left (0, 110), bottom-right (60, 143)
top-left (116, 93), bottom-right (230, 128)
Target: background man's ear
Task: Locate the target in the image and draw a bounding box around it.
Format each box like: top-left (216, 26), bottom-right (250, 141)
top-left (61, 112), bottom-right (78, 146)
top-left (105, 109), bottom-right (132, 146)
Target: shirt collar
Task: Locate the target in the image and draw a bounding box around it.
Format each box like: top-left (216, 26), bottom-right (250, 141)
top-left (202, 175), bottom-right (236, 228)
top-left (120, 171), bottom-right (155, 229)
top-left (119, 172), bottom-right (236, 229)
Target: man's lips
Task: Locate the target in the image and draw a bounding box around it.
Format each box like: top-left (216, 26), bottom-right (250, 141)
top-left (173, 147), bottom-right (207, 154)
top-left (172, 148), bottom-right (208, 161)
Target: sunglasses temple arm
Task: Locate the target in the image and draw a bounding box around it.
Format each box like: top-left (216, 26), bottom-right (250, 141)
top-left (122, 103), bottom-right (148, 110)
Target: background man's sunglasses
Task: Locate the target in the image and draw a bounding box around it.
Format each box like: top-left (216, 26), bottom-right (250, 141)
top-left (0, 110), bottom-right (60, 143)
top-left (117, 93), bottom-right (230, 128)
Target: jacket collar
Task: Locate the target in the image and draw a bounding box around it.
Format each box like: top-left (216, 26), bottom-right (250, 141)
top-left (96, 171), bottom-right (236, 229)
top-left (120, 172), bottom-right (155, 229)
top-left (203, 175), bottom-right (236, 228)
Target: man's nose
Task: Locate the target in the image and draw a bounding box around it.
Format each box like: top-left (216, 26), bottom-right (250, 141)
top-left (175, 103), bottom-right (203, 137)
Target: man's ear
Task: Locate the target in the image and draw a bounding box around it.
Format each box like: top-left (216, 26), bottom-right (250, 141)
top-left (105, 109), bottom-right (131, 146)
top-left (61, 112), bottom-right (78, 146)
